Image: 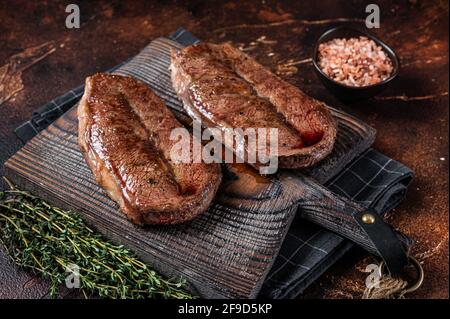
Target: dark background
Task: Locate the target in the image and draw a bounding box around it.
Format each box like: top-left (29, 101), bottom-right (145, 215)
top-left (0, 0), bottom-right (448, 299)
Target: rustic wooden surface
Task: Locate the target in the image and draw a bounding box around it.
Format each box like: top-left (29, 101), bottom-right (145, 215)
top-left (4, 37), bottom-right (377, 298)
top-left (0, 0), bottom-right (448, 299)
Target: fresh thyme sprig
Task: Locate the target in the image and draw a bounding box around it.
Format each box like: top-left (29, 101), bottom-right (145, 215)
top-left (0, 181), bottom-right (194, 299)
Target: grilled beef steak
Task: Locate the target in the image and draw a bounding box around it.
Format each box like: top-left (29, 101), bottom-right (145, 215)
top-left (170, 43), bottom-right (337, 169)
top-left (78, 73), bottom-right (221, 225)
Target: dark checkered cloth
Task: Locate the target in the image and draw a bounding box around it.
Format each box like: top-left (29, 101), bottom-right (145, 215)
top-left (14, 29), bottom-right (414, 299)
top-left (260, 148), bottom-right (413, 298)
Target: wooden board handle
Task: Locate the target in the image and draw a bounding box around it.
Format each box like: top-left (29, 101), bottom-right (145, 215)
top-left (286, 173), bottom-right (412, 273)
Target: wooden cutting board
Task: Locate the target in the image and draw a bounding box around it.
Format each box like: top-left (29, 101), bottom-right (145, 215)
top-left (4, 37), bottom-right (375, 298)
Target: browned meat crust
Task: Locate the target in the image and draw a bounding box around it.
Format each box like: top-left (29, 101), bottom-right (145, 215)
top-left (78, 73), bottom-right (221, 225)
top-left (170, 43), bottom-right (337, 169)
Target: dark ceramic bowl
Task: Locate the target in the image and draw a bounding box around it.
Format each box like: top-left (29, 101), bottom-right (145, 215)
top-left (312, 26), bottom-right (399, 101)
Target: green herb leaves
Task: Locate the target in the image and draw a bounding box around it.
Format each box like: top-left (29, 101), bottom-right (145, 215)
top-left (0, 185), bottom-right (194, 299)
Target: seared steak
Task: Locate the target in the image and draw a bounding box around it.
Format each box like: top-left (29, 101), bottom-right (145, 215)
top-left (78, 73), bottom-right (221, 225)
top-left (170, 43), bottom-right (337, 169)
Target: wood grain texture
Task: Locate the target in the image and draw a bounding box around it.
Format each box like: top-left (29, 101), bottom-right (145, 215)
top-left (4, 37), bottom-right (375, 298)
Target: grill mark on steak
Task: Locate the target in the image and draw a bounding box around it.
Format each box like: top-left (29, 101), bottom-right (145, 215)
top-left (170, 43), bottom-right (337, 169)
top-left (116, 91), bottom-right (183, 195)
top-left (182, 47), bottom-right (305, 159)
top-left (78, 73), bottom-right (221, 225)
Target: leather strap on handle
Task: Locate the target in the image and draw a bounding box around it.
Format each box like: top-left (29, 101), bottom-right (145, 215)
top-left (353, 209), bottom-right (411, 274)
